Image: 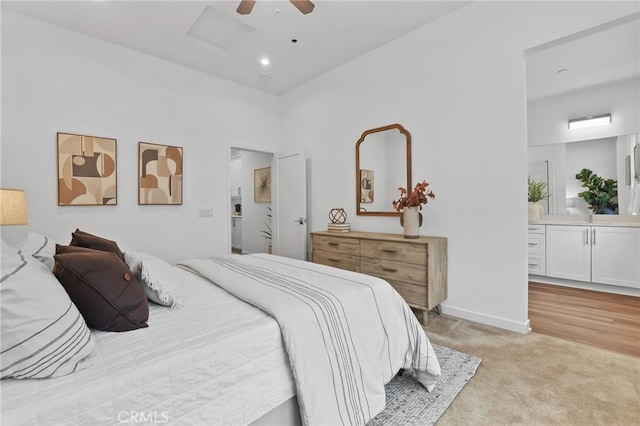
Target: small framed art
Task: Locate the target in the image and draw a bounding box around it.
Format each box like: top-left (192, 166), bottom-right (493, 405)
top-left (57, 132), bottom-right (117, 205)
top-left (138, 142), bottom-right (183, 205)
top-left (360, 169), bottom-right (374, 203)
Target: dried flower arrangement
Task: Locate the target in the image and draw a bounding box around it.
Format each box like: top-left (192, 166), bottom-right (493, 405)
top-left (392, 180), bottom-right (435, 211)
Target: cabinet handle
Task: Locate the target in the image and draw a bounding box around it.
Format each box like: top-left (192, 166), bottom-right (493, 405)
top-left (528, 263), bottom-right (537, 267)
top-left (381, 266), bottom-right (397, 272)
top-left (584, 229), bottom-right (589, 245)
top-left (328, 258), bottom-right (340, 262)
top-left (382, 248), bottom-right (398, 253)
top-left (328, 242), bottom-right (339, 246)
top-left (592, 228), bottom-right (596, 245)
top-left (528, 243), bottom-right (537, 247)
top-left (528, 227), bottom-right (537, 231)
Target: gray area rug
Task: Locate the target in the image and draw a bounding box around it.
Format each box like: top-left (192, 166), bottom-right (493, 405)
top-left (369, 344), bottom-right (481, 425)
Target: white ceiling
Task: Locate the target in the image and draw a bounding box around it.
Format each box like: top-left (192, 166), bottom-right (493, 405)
top-left (526, 14), bottom-right (639, 101)
top-left (1, 0), bottom-right (470, 95)
top-left (2, 2), bottom-right (638, 98)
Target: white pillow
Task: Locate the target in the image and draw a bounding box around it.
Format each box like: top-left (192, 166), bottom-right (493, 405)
top-left (14, 231), bottom-right (57, 271)
top-left (124, 251), bottom-right (184, 309)
top-left (1, 244), bottom-right (95, 379)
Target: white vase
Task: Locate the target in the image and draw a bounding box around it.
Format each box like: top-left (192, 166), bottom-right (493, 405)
top-left (402, 206), bottom-right (422, 239)
top-left (528, 202), bottom-right (543, 222)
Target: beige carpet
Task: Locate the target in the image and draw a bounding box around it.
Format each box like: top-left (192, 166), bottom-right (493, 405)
top-left (424, 313), bottom-right (640, 426)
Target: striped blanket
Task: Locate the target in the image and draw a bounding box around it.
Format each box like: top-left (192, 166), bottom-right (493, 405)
top-left (178, 254), bottom-right (440, 426)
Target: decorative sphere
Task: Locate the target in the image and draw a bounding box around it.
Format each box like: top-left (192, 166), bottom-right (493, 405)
top-left (329, 208), bottom-right (347, 224)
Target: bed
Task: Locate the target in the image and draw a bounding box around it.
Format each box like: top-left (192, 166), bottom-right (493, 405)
top-left (1, 231), bottom-right (440, 426)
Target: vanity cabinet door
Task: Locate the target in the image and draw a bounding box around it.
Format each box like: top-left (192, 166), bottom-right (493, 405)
top-left (546, 225), bottom-right (591, 281)
top-left (591, 227), bottom-right (640, 288)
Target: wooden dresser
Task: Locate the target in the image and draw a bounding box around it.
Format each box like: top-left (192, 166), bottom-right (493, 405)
top-left (310, 231), bottom-right (447, 324)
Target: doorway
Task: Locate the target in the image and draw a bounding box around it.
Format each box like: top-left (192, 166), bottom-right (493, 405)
top-left (229, 147), bottom-right (273, 255)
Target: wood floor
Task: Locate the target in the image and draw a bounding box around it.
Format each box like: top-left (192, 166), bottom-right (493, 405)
top-left (528, 282), bottom-right (640, 358)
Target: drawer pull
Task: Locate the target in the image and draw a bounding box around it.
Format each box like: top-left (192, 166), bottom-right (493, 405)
top-left (528, 263), bottom-right (537, 267)
top-left (328, 258), bottom-right (340, 262)
top-left (328, 242), bottom-right (340, 246)
top-left (382, 248), bottom-right (398, 253)
top-left (381, 266), bottom-right (397, 272)
top-left (528, 243), bottom-right (537, 247)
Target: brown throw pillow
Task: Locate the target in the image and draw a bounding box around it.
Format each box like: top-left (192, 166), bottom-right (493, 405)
top-left (69, 229), bottom-right (125, 262)
top-left (56, 244), bottom-right (102, 255)
top-left (53, 251), bottom-right (149, 332)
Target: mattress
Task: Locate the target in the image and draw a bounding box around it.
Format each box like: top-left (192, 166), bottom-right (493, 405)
top-left (1, 267), bottom-right (296, 426)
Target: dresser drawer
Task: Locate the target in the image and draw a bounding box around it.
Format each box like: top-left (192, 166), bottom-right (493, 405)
top-left (361, 258), bottom-right (426, 285)
top-left (313, 250), bottom-right (360, 272)
top-left (386, 279), bottom-right (427, 309)
top-left (360, 240), bottom-right (426, 264)
top-left (313, 235), bottom-right (360, 255)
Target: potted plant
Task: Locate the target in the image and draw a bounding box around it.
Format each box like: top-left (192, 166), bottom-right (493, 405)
top-left (527, 178), bottom-right (548, 222)
top-left (575, 168), bottom-right (618, 214)
top-left (392, 181), bottom-right (435, 239)
top-left (261, 206), bottom-right (272, 253)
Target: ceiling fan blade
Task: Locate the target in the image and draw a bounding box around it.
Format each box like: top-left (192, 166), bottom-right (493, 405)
top-left (290, 0), bottom-right (315, 15)
top-left (236, 0), bottom-right (256, 15)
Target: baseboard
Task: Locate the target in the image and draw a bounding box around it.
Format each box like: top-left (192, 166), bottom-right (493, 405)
top-left (441, 305), bottom-right (531, 334)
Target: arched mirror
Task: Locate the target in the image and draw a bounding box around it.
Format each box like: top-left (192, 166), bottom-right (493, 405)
top-left (356, 123), bottom-right (412, 216)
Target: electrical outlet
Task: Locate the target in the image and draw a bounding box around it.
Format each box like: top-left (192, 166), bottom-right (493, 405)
top-left (199, 208), bottom-right (213, 217)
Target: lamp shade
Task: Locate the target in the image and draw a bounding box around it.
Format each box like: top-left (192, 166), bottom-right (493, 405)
top-left (0, 189), bottom-right (29, 225)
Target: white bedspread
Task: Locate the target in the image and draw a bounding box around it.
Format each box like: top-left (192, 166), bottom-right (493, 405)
top-left (179, 254), bottom-right (441, 426)
top-left (1, 267), bottom-right (295, 426)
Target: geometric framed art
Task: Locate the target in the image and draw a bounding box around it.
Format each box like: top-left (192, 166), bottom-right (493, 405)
top-left (138, 142), bottom-right (183, 205)
top-left (254, 166), bottom-right (271, 203)
top-left (57, 132), bottom-right (117, 205)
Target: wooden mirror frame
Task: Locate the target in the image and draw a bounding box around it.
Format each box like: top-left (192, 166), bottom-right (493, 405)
top-left (356, 123), bottom-right (412, 216)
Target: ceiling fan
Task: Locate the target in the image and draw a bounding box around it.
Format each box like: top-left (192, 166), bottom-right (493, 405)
top-left (236, 0), bottom-right (315, 15)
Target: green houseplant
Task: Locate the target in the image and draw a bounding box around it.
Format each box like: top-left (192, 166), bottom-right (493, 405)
top-left (527, 178), bottom-right (548, 222)
top-left (261, 206), bottom-right (272, 253)
top-left (575, 168), bottom-right (618, 214)
top-left (528, 178), bottom-right (549, 203)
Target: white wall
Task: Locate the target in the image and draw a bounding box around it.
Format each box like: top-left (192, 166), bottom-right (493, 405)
top-left (528, 78), bottom-right (640, 147)
top-left (238, 151), bottom-right (273, 254)
top-left (1, 11), bottom-right (281, 263)
top-left (281, 1), bottom-right (640, 332)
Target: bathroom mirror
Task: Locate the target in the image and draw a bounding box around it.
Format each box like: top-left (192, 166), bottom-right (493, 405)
top-left (356, 123), bottom-right (412, 216)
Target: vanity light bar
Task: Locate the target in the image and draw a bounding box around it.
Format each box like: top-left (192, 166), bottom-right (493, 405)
top-left (568, 114), bottom-right (611, 130)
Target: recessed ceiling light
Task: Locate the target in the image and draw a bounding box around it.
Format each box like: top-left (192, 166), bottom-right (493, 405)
top-left (260, 57), bottom-right (270, 66)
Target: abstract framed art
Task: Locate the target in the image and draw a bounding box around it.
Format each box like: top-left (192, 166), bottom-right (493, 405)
top-left (57, 132), bottom-right (117, 206)
top-left (254, 167), bottom-right (271, 203)
top-left (138, 142), bottom-right (183, 205)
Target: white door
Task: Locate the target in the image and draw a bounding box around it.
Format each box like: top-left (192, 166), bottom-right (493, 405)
top-left (272, 151), bottom-right (307, 260)
top-left (546, 225), bottom-right (591, 281)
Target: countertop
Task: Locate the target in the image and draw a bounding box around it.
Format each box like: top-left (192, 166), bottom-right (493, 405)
top-left (529, 215), bottom-right (640, 228)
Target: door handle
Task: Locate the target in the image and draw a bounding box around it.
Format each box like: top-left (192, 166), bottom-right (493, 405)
top-left (294, 217), bottom-right (306, 224)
